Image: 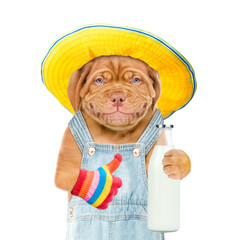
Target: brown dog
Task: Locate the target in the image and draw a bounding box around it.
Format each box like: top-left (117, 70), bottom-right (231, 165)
top-left (55, 55), bottom-right (191, 201)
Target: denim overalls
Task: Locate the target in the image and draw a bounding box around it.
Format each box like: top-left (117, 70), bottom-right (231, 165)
top-left (67, 108), bottom-right (164, 240)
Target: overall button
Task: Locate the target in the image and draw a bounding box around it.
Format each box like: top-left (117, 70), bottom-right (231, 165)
top-left (88, 147), bottom-right (96, 156)
top-left (133, 148), bottom-right (140, 157)
top-left (69, 208), bottom-right (74, 217)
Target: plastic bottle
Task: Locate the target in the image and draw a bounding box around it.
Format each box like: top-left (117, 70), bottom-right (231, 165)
top-left (147, 124), bottom-right (180, 232)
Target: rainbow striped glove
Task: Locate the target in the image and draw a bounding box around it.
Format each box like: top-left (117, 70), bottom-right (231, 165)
top-left (71, 154), bottom-right (123, 210)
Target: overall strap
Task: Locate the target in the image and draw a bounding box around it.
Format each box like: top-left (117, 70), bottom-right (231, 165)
top-left (137, 108), bottom-right (164, 156)
top-left (68, 110), bottom-right (93, 153)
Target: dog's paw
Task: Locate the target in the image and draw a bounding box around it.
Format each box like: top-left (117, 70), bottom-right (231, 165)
top-left (162, 149), bottom-right (191, 180)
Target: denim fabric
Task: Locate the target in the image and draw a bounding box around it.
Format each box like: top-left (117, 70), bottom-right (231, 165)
top-left (67, 109), bottom-right (164, 240)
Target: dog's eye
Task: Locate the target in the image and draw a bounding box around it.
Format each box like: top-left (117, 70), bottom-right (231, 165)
top-left (132, 77), bottom-right (141, 84)
top-left (95, 78), bottom-right (105, 85)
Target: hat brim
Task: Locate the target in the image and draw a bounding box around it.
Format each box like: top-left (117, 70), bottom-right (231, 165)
top-left (41, 24), bottom-right (196, 119)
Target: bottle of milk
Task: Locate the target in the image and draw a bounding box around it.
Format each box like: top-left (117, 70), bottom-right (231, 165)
top-left (147, 124), bottom-right (180, 232)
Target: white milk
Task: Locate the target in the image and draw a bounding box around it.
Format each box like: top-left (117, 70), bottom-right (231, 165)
top-left (147, 145), bottom-right (180, 232)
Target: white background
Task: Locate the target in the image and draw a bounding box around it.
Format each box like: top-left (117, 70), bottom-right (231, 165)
top-left (0, 0), bottom-right (242, 239)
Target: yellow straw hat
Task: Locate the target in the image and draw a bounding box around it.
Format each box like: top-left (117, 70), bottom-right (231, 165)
top-left (41, 24), bottom-right (196, 119)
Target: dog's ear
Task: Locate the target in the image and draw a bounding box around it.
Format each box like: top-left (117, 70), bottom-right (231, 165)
top-left (67, 62), bottom-right (94, 112)
top-left (147, 66), bottom-right (162, 111)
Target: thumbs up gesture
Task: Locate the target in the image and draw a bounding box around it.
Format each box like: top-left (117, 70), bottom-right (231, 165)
top-left (71, 154), bottom-right (123, 210)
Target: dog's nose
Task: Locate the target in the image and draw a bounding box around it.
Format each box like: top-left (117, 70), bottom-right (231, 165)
top-left (110, 93), bottom-right (127, 105)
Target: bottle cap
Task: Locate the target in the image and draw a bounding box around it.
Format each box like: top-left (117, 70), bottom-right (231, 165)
top-left (156, 124), bottom-right (174, 128)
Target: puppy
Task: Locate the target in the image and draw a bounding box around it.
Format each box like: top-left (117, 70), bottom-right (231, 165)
top-left (55, 55), bottom-right (191, 201)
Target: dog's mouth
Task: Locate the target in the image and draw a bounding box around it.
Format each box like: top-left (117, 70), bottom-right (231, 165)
top-left (90, 104), bottom-right (146, 125)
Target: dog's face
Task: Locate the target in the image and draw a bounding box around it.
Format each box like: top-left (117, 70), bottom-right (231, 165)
top-left (68, 55), bottom-right (161, 131)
